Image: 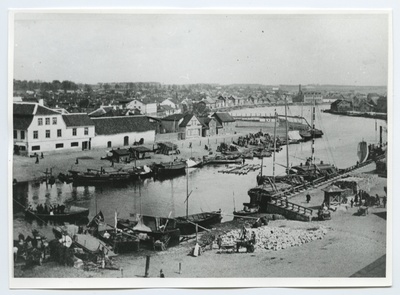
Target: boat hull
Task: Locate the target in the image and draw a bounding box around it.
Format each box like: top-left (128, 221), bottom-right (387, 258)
top-left (175, 211), bottom-right (223, 235)
top-left (25, 208), bottom-right (89, 223)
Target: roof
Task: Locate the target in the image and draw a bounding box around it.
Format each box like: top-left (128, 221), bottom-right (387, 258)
top-left (92, 116), bottom-right (155, 135)
top-left (212, 112), bottom-right (235, 123)
top-left (110, 148), bottom-right (130, 156)
top-left (62, 114), bottom-right (94, 127)
top-left (13, 103), bottom-right (36, 115)
top-left (130, 146), bottom-right (152, 153)
top-left (322, 185), bottom-right (345, 193)
top-left (35, 105), bottom-right (61, 115)
top-left (161, 114), bottom-right (185, 121)
top-left (179, 114), bottom-right (195, 127)
top-left (13, 115), bottom-right (33, 130)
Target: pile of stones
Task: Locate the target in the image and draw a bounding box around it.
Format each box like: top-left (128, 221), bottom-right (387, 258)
top-left (220, 225), bottom-right (328, 252)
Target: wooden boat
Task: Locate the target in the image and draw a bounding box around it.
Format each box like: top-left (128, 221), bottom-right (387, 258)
top-left (175, 210), bottom-right (223, 235)
top-left (204, 155), bottom-right (242, 165)
top-left (87, 212), bottom-right (140, 253)
top-left (25, 205), bottom-right (89, 223)
top-left (128, 165), bottom-right (153, 180)
top-left (186, 157), bottom-right (203, 168)
top-left (233, 203), bottom-right (260, 217)
top-left (152, 160), bottom-right (186, 176)
top-left (117, 214), bottom-right (181, 249)
top-left (52, 225), bottom-right (117, 258)
top-left (70, 169), bottom-right (130, 185)
top-left (289, 162), bottom-right (337, 182)
top-left (96, 225), bottom-right (140, 254)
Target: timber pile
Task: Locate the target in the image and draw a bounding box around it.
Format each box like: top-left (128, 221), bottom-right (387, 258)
top-left (218, 164), bottom-right (261, 175)
top-left (219, 226), bottom-right (328, 252)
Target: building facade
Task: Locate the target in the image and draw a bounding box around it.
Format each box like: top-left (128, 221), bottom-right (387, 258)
top-left (91, 116), bottom-right (156, 149)
top-left (13, 103), bottom-right (94, 155)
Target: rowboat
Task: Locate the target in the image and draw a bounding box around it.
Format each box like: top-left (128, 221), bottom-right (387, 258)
top-left (186, 157), bottom-right (203, 168)
top-left (25, 205), bottom-right (89, 223)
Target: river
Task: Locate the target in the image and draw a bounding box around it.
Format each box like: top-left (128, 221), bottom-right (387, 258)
top-left (12, 104), bottom-right (387, 238)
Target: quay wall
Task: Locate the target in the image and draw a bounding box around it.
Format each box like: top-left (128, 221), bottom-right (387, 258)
top-left (267, 203), bottom-right (312, 222)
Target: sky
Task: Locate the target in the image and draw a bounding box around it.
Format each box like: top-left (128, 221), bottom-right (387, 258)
top-left (12, 12), bottom-right (389, 86)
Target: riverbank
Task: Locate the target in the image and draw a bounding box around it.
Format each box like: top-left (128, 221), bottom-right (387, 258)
top-left (13, 162), bottom-right (387, 279)
top-left (323, 109), bottom-right (387, 120)
top-left (12, 126), bottom-right (290, 183)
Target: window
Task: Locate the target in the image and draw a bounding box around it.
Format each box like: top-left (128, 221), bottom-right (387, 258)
top-left (107, 141), bottom-right (112, 148)
top-left (46, 130), bottom-right (50, 138)
top-left (14, 130), bottom-right (17, 139)
top-left (57, 129), bottom-right (62, 137)
top-left (19, 146), bottom-right (26, 151)
top-left (71, 142), bottom-right (79, 147)
top-left (52, 117), bottom-right (57, 125)
top-left (20, 131), bottom-right (25, 140)
top-left (84, 127), bottom-right (88, 135)
top-left (45, 118), bottom-right (50, 125)
top-left (55, 143), bottom-right (64, 149)
top-left (72, 128), bottom-right (77, 136)
top-left (33, 131), bottom-right (38, 139)
top-left (124, 136), bottom-right (129, 146)
top-left (38, 118), bottom-right (43, 126)
top-left (32, 145), bottom-right (40, 151)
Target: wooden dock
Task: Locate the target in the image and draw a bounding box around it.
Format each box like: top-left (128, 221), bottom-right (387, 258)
top-left (218, 164), bottom-right (261, 175)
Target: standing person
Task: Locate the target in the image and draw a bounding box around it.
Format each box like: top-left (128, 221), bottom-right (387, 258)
top-left (354, 193), bottom-right (359, 206)
top-left (383, 196), bottom-right (387, 208)
top-left (350, 198), bottom-right (354, 208)
top-left (306, 194), bottom-right (311, 204)
top-left (35, 155), bottom-right (39, 164)
top-left (160, 269), bottom-right (165, 278)
top-left (75, 158), bottom-right (79, 165)
top-left (40, 152), bottom-right (44, 159)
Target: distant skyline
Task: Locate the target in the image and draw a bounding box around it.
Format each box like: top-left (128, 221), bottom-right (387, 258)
top-left (13, 12), bottom-right (389, 86)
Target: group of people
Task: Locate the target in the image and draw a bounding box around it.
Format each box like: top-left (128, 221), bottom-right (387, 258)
top-left (29, 203), bottom-right (66, 215)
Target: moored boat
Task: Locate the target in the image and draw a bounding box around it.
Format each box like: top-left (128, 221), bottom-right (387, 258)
top-left (151, 160), bottom-right (186, 177)
top-left (186, 157), bottom-right (203, 168)
top-left (117, 214), bottom-right (181, 249)
top-left (25, 205), bottom-right (89, 223)
top-left (203, 155), bottom-right (242, 165)
top-left (70, 169), bottom-right (130, 186)
top-left (233, 203), bottom-right (260, 217)
top-left (175, 210), bottom-right (223, 235)
top-left (128, 165), bottom-right (153, 180)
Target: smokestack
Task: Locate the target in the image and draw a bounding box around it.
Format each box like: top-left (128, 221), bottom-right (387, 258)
top-left (299, 84), bottom-right (302, 93)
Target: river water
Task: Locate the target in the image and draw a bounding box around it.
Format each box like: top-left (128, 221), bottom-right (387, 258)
top-left (13, 104), bottom-right (387, 237)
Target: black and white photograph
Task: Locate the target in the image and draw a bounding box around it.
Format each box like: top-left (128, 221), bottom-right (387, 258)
top-left (8, 7), bottom-right (393, 290)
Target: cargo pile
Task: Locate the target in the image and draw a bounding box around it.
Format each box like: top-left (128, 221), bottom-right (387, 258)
top-left (219, 226), bottom-right (328, 252)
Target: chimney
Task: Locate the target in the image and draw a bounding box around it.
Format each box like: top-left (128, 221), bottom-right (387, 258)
top-left (38, 98), bottom-right (44, 106)
top-left (299, 84), bottom-right (302, 93)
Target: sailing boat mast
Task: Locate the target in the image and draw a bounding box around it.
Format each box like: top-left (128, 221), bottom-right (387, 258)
top-left (272, 111), bottom-right (277, 182)
top-left (186, 165), bottom-right (189, 219)
top-left (284, 95), bottom-right (289, 173)
top-left (311, 97), bottom-right (316, 165)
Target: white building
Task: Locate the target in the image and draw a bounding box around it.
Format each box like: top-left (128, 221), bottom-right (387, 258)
top-left (13, 103), bottom-right (94, 155)
top-left (91, 116), bottom-right (156, 149)
top-left (303, 91), bottom-right (324, 104)
top-left (126, 99), bottom-right (157, 115)
top-left (160, 98), bottom-right (180, 110)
